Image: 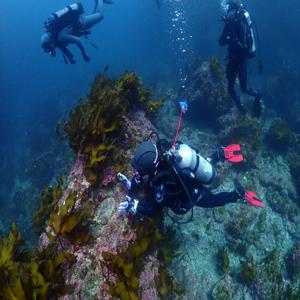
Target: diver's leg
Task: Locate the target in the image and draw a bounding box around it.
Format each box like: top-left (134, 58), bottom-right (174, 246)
top-left (79, 0), bottom-right (105, 30)
top-left (80, 14), bottom-right (103, 30)
top-left (196, 188), bottom-right (240, 208)
top-left (227, 60), bottom-right (246, 114)
top-left (58, 32), bottom-right (90, 61)
top-left (239, 59), bottom-right (263, 118)
top-left (239, 59), bottom-right (256, 96)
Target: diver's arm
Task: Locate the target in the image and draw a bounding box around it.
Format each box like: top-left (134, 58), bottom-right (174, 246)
top-left (59, 34), bottom-right (90, 61)
top-left (136, 200), bottom-right (164, 217)
top-left (59, 46), bottom-right (75, 64)
top-left (219, 23), bottom-right (232, 46)
top-left (236, 20), bottom-right (248, 50)
top-left (118, 196), bottom-right (164, 218)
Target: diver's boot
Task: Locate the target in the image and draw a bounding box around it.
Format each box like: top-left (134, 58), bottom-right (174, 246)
top-left (234, 97), bottom-right (246, 115)
top-left (252, 95), bottom-right (263, 118)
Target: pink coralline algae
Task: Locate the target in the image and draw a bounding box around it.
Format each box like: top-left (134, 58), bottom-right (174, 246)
top-left (139, 255), bottom-right (160, 300)
top-left (100, 166), bottom-right (117, 187)
top-left (67, 158), bottom-right (91, 196)
top-left (122, 108), bottom-right (157, 146)
top-left (96, 216), bottom-right (137, 257)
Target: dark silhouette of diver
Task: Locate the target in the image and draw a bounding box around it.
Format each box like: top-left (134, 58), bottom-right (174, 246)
top-left (41, 0), bottom-right (112, 64)
top-left (219, 1), bottom-right (263, 117)
top-left (117, 136), bottom-right (264, 222)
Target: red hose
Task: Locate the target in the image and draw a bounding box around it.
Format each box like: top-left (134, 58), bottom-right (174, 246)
top-left (172, 107), bottom-right (184, 148)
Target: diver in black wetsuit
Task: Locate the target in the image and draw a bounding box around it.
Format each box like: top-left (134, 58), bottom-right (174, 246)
top-left (117, 137), bottom-right (264, 221)
top-left (41, 0), bottom-right (112, 63)
top-left (219, 1), bottom-right (262, 117)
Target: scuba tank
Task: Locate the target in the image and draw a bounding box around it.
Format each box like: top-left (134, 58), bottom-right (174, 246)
top-left (172, 143), bottom-right (215, 184)
top-left (243, 10), bottom-right (256, 58)
top-left (45, 3), bottom-right (84, 35)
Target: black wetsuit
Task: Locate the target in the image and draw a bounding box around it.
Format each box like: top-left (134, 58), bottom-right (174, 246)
top-left (219, 10), bottom-right (260, 113)
top-left (129, 150), bottom-right (240, 217)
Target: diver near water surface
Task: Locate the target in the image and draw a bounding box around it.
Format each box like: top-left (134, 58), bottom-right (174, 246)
top-left (41, 0), bottom-right (112, 64)
top-left (219, 1), bottom-right (263, 117)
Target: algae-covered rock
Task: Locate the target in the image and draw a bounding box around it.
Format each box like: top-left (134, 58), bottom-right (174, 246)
top-left (217, 115), bottom-right (263, 164)
top-left (288, 138), bottom-right (300, 202)
top-left (263, 69), bottom-right (300, 132)
top-left (217, 248), bottom-right (230, 274)
top-left (59, 72), bottom-right (163, 184)
top-left (287, 242), bottom-right (300, 280)
top-left (266, 118), bottom-right (295, 152)
top-left (212, 276), bottom-right (233, 300)
top-left (179, 57), bottom-right (231, 126)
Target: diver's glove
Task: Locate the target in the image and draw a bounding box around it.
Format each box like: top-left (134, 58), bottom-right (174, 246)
top-left (118, 196), bottom-right (139, 215)
top-left (236, 186), bottom-right (265, 207)
top-left (117, 172), bottom-right (131, 190)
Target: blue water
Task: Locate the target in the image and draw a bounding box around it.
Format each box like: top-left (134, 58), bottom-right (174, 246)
top-left (1, 0), bottom-right (300, 236)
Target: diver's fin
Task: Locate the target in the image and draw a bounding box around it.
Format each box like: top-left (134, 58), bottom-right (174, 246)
top-left (245, 191), bottom-right (265, 207)
top-left (252, 96), bottom-right (263, 118)
top-left (224, 144), bottom-right (243, 163)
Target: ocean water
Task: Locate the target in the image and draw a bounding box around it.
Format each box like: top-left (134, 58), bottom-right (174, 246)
top-left (1, 0), bottom-right (300, 297)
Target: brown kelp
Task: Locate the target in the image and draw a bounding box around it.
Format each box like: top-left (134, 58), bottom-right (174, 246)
top-left (58, 71), bottom-right (163, 184)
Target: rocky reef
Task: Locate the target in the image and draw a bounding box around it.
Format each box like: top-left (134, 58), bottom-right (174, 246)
top-left (263, 69), bottom-right (300, 133)
top-left (1, 63), bottom-right (300, 299)
top-left (178, 57), bottom-right (231, 128)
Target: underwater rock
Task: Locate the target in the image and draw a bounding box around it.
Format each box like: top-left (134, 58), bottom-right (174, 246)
top-left (287, 242), bottom-right (300, 279)
top-left (217, 114), bottom-right (263, 164)
top-left (266, 118), bottom-right (295, 153)
top-left (59, 71), bottom-right (162, 184)
top-left (263, 69), bottom-right (300, 133)
top-left (178, 57), bottom-right (231, 127)
top-left (9, 69), bottom-right (298, 300)
top-left (211, 275), bottom-right (233, 300)
top-left (139, 256), bottom-right (160, 300)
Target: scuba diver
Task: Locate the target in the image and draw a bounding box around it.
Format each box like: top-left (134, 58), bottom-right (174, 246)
top-left (41, 0), bottom-right (112, 64)
top-left (219, 1), bottom-right (263, 118)
top-left (117, 134), bottom-right (264, 222)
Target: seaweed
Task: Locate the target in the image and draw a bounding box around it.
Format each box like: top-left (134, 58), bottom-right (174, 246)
top-left (60, 72), bottom-right (163, 184)
top-left (32, 178), bottom-right (64, 235)
top-left (240, 254), bottom-right (257, 285)
top-left (217, 247), bottom-right (230, 274)
top-left (210, 57), bottom-right (225, 82)
top-left (47, 192), bottom-right (94, 245)
top-left (102, 219), bottom-right (183, 299)
top-left (266, 118), bottom-right (295, 152)
top-left (155, 266), bottom-right (184, 300)
top-left (0, 224), bottom-right (75, 300)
